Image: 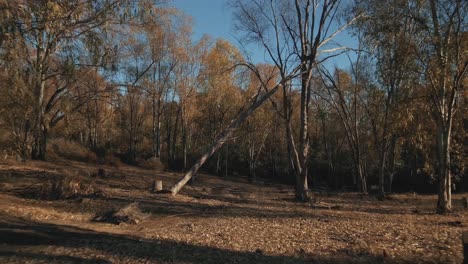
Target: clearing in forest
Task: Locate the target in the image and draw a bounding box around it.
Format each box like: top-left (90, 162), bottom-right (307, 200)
top-left (0, 159), bottom-right (466, 264)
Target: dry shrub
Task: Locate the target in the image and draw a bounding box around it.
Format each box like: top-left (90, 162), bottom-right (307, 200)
top-left (48, 138), bottom-right (97, 163)
top-left (102, 154), bottom-right (122, 168)
top-left (46, 145), bottom-right (61, 161)
top-left (39, 174), bottom-right (100, 200)
top-left (0, 129), bottom-right (14, 149)
top-left (141, 157), bottom-right (165, 170)
top-left (0, 182), bottom-right (14, 190)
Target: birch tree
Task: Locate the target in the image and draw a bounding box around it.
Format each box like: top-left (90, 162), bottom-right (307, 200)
top-left (411, 0), bottom-right (466, 213)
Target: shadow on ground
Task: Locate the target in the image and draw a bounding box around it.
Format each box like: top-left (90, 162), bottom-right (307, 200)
top-left (0, 215), bottom-right (421, 264)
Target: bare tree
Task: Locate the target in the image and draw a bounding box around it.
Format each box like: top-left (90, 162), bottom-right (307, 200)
top-left (233, 0), bottom-right (359, 201)
top-left (319, 67), bottom-right (369, 193)
top-left (411, 0), bottom-right (467, 213)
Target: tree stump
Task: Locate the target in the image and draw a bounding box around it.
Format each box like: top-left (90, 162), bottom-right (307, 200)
top-left (463, 197), bottom-right (468, 210)
top-left (152, 180), bottom-right (163, 192)
top-left (463, 231), bottom-right (468, 264)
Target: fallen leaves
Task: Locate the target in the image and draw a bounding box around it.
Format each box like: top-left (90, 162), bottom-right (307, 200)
top-left (0, 160), bottom-right (466, 263)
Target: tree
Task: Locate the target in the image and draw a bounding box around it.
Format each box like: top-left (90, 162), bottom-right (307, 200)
top-left (70, 69), bottom-right (116, 155)
top-left (410, 0), bottom-right (467, 213)
top-left (233, 0), bottom-right (359, 201)
top-left (196, 39), bottom-right (244, 174)
top-left (243, 64), bottom-right (278, 179)
top-left (141, 7), bottom-right (181, 161)
top-left (169, 70), bottom-right (298, 195)
top-left (0, 0), bottom-right (127, 160)
top-left (355, 0), bottom-right (420, 198)
top-left (319, 67), bottom-right (369, 193)
top-left (174, 32), bottom-right (208, 169)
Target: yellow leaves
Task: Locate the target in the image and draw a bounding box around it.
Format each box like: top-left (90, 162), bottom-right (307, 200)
top-left (198, 39), bottom-right (245, 116)
top-left (335, 69), bottom-right (353, 90)
top-left (203, 39), bottom-right (243, 79)
top-left (47, 1), bottom-right (62, 16)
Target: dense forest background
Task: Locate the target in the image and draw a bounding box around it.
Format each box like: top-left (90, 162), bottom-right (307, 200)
top-left (0, 0), bottom-right (466, 213)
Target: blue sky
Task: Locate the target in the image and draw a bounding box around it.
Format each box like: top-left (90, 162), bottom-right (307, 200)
top-left (170, 1), bottom-right (244, 52)
top-left (171, 0), bottom-right (357, 69)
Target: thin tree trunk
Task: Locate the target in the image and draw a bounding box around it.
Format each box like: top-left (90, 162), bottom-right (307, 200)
top-left (387, 136), bottom-right (397, 193)
top-left (296, 65), bottom-right (311, 202)
top-left (225, 144), bottom-right (228, 177)
top-left (152, 91), bottom-right (158, 159)
top-left (378, 149), bottom-right (387, 199)
top-left (216, 152), bottom-right (221, 175)
top-left (157, 112), bottom-right (161, 158)
top-left (181, 104), bottom-right (187, 169)
top-left (31, 78), bottom-right (46, 160)
top-left (171, 107), bottom-right (180, 162)
top-left (248, 140), bottom-right (255, 179)
top-left (436, 124), bottom-right (452, 214)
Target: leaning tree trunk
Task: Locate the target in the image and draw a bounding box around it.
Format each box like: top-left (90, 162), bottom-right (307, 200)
top-left (169, 81), bottom-right (284, 195)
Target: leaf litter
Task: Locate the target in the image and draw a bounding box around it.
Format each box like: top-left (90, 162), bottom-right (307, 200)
top-left (0, 159), bottom-right (466, 263)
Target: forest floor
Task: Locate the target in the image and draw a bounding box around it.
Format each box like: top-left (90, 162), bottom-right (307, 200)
top-left (0, 158), bottom-right (466, 264)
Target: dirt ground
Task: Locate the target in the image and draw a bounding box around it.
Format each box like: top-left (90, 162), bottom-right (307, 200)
top-left (0, 158), bottom-right (466, 264)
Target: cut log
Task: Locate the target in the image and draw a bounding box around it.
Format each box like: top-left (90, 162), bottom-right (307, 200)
top-left (156, 180), bottom-right (163, 191)
top-left (152, 180), bottom-right (163, 192)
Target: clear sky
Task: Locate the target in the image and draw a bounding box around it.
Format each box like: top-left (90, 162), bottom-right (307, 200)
top-left (170, 0), bottom-right (357, 69)
top-left (170, 0), bottom-right (251, 55)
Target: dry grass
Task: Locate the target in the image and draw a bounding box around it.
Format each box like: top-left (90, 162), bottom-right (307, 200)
top-left (48, 138), bottom-right (98, 163)
top-left (0, 158), bottom-right (466, 264)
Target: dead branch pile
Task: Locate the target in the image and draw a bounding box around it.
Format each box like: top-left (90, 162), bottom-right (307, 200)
top-left (39, 174), bottom-right (101, 200)
top-left (93, 202), bottom-right (149, 224)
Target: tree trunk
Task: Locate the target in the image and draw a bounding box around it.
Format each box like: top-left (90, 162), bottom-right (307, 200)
top-left (377, 150), bottom-right (387, 199)
top-left (296, 65), bottom-right (311, 202)
top-left (224, 144), bottom-right (228, 177)
top-left (216, 152), bottom-right (221, 175)
top-left (31, 71), bottom-right (46, 160)
top-left (248, 143), bottom-right (255, 179)
top-left (181, 105), bottom-right (188, 169)
top-left (32, 126), bottom-right (47, 160)
top-left (171, 107), bottom-right (180, 163)
top-left (387, 137), bottom-right (397, 193)
top-left (357, 162), bottom-right (367, 193)
top-left (436, 125), bottom-right (452, 214)
top-left (152, 91), bottom-right (158, 159)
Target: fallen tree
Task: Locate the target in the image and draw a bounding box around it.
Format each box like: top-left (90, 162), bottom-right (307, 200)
top-left (169, 63), bottom-right (302, 195)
